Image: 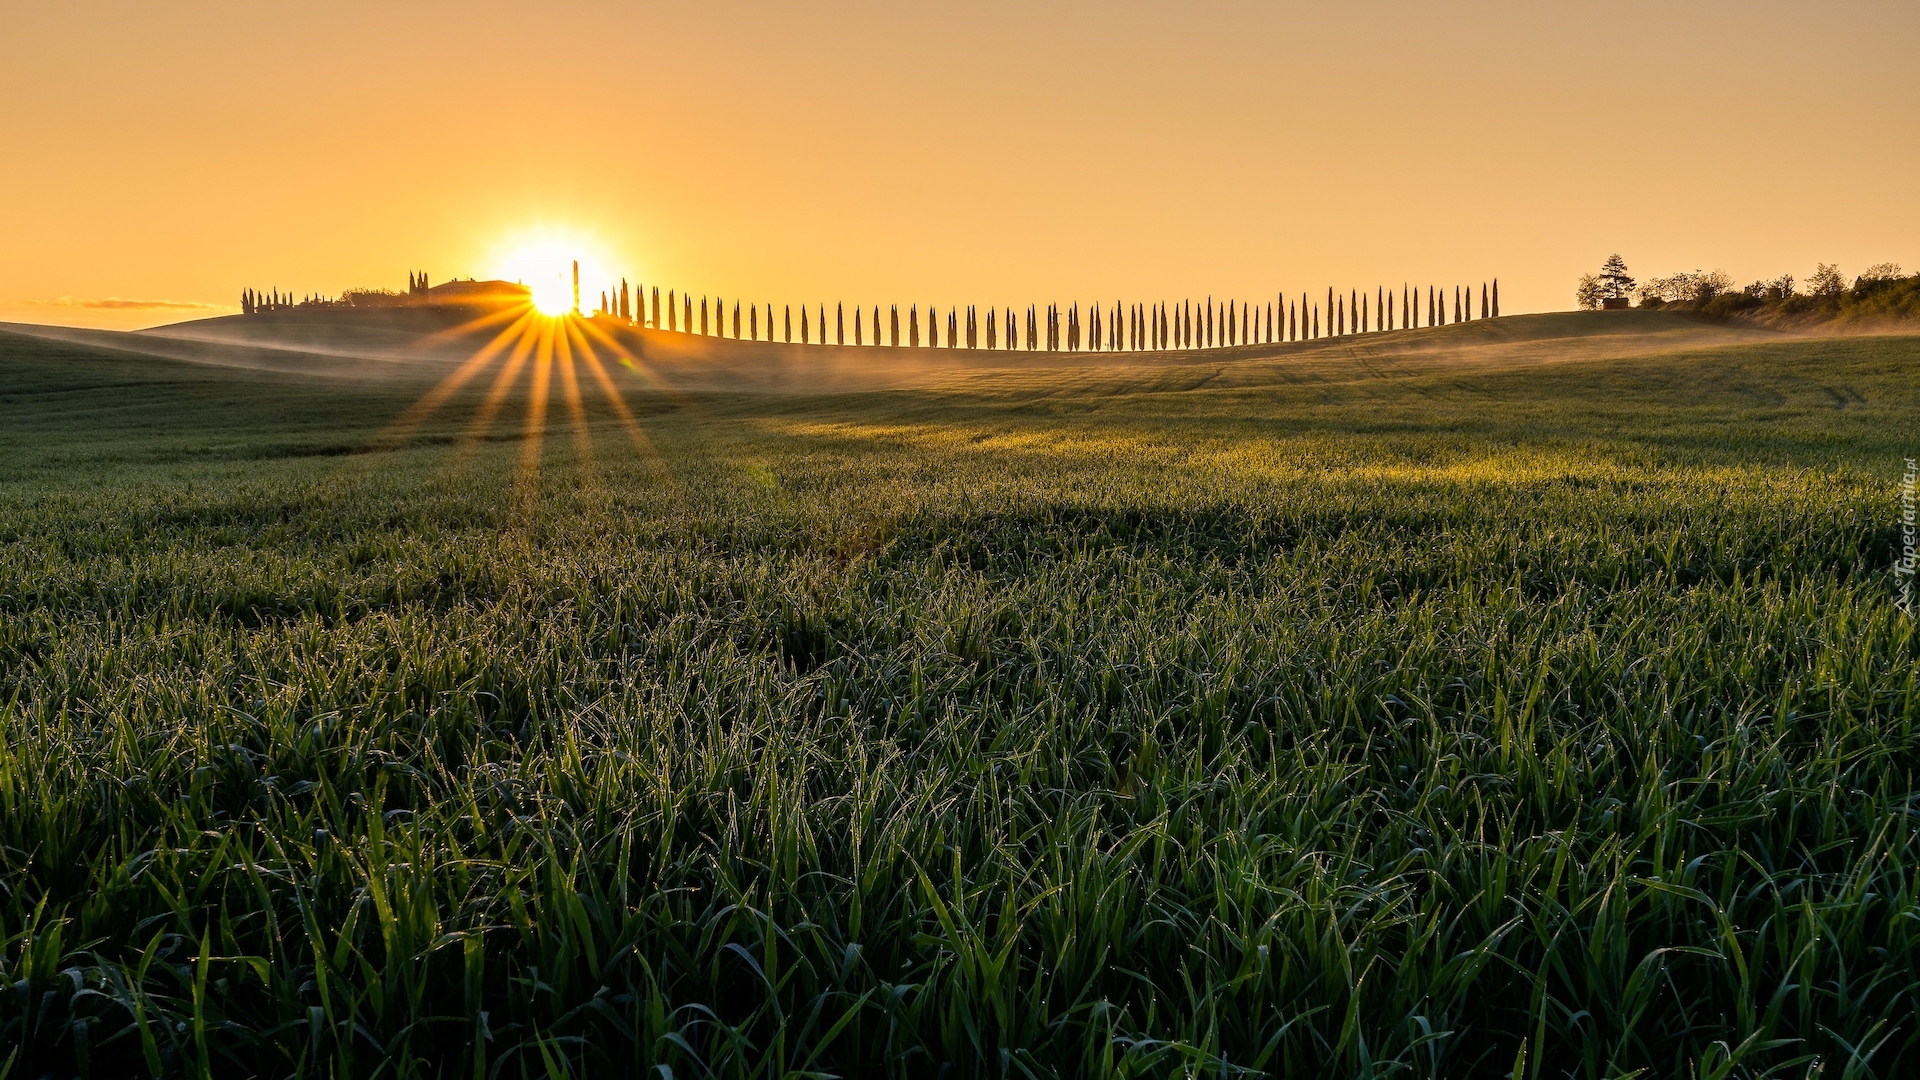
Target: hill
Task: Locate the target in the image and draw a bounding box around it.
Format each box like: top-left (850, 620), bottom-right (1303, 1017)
top-left (5, 307), bottom-right (1817, 394)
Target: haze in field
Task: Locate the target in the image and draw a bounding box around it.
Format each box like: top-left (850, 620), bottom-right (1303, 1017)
top-left (3, 0), bottom-right (1917, 329)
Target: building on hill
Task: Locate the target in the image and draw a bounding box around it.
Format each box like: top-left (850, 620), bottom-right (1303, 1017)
top-left (425, 279), bottom-right (531, 309)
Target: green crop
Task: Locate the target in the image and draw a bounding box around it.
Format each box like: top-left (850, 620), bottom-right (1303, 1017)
top-left (1, 319), bottom-right (1916, 1078)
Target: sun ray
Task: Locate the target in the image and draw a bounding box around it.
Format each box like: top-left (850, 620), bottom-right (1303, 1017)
top-left (512, 318), bottom-right (555, 515)
top-left (365, 309), bottom-right (539, 449)
top-left (387, 301), bottom-right (539, 362)
top-left (454, 315), bottom-right (543, 465)
top-left (552, 321), bottom-right (599, 489)
top-left (570, 320), bottom-right (675, 479)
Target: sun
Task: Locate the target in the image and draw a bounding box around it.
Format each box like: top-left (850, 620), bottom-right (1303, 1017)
top-left (487, 232), bottom-right (620, 317)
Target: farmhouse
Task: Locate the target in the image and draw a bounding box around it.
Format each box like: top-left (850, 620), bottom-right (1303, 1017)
top-left (425, 278), bottom-right (530, 308)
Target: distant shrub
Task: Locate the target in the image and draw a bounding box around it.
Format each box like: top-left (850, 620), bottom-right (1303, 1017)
top-left (1698, 291), bottom-right (1761, 318)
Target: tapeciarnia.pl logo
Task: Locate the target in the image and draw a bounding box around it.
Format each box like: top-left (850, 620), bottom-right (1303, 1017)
top-left (1899, 457), bottom-right (1916, 617)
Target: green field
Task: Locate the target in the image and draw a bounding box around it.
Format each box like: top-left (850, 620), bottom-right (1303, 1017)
top-left (1, 314), bottom-right (1916, 1078)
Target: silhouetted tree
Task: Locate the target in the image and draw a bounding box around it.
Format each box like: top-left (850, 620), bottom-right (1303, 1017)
top-left (891, 305), bottom-right (899, 347)
top-left (801, 305), bottom-right (809, 344)
top-left (836, 302), bottom-right (844, 345)
top-left (733, 302), bottom-right (741, 338)
top-left (785, 305), bottom-right (792, 343)
top-left (1493, 279), bottom-right (1500, 318)
top-left (1598, 255), bottom-right (1636, 301)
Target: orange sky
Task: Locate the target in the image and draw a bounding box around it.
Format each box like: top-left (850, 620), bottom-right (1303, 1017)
top-left (3, 0), bottom-right (1916, 330)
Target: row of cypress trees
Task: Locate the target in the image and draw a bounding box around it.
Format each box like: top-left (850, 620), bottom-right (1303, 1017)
top-left (240, 288), bottom-right (314, 314)
top-left (597, 277), bottom-right (1500, 349)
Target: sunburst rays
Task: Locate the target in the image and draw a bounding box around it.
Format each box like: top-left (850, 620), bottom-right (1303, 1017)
top-left (355, 303), bottom-right (684, 502)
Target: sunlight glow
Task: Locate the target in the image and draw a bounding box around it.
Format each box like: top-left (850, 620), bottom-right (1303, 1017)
top-left (487, 231), bottom-right (620, 317)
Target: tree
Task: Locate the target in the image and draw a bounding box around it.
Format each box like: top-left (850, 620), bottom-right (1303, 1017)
top-left (1597, 254), bottom-right (1635, 300)
top-left (1807, 263), bottom-right (1847, 297)
top-left (1492, 279), bottom-right (1499, 318)
top-left (837, 302), bottom-right (844, 345)
top-left (1575, 274), bottom-right (1605, 310)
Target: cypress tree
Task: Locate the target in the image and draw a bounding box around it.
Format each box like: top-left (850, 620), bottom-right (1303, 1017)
top-left (1453, 286), bottom-right (1460, 324)
top-left (785, 305), bottom-right (792, 343)
top-left (890, 305), bottom-right (899, 347)
top-left (767, 304), bottom-right (774, 341)
top-left (986, 308), bottom-right (995, 349)
top-left (733, 302), bottom-right (740, 338)
top-left (837, 302), bottom-right (844, 345)
top-left (750, 304), bottom-right (758, 340)
top-left (1493, 279), bottom-right (1500, 318)
top-left (873, 306), bottom-right (881, 346)
top-left (802, 305), bottom-right (809, 344)
top-left (910, 305), bottom-right (919, 347)
top-left (700, 297), bottom-right (708, 335)
top-left (1481, 283), bottom-right (1488, 319)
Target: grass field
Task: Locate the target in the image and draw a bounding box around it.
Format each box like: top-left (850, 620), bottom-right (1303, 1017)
top-left (1, 313), bottom-right (1916, 1078)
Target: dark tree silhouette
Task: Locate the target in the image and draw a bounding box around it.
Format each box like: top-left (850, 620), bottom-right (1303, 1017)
top-left (1493, 279), bottom-right (1500, 318)
top-left (1598, 255), bottom-right (1635, 301)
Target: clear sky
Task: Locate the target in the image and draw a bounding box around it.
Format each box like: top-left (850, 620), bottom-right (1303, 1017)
top-left (3, 0), bottom-right (1915, 329)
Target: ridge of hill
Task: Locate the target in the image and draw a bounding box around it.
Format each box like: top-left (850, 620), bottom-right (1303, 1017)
top-left (1, 310), bottom-right (1833, 396)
